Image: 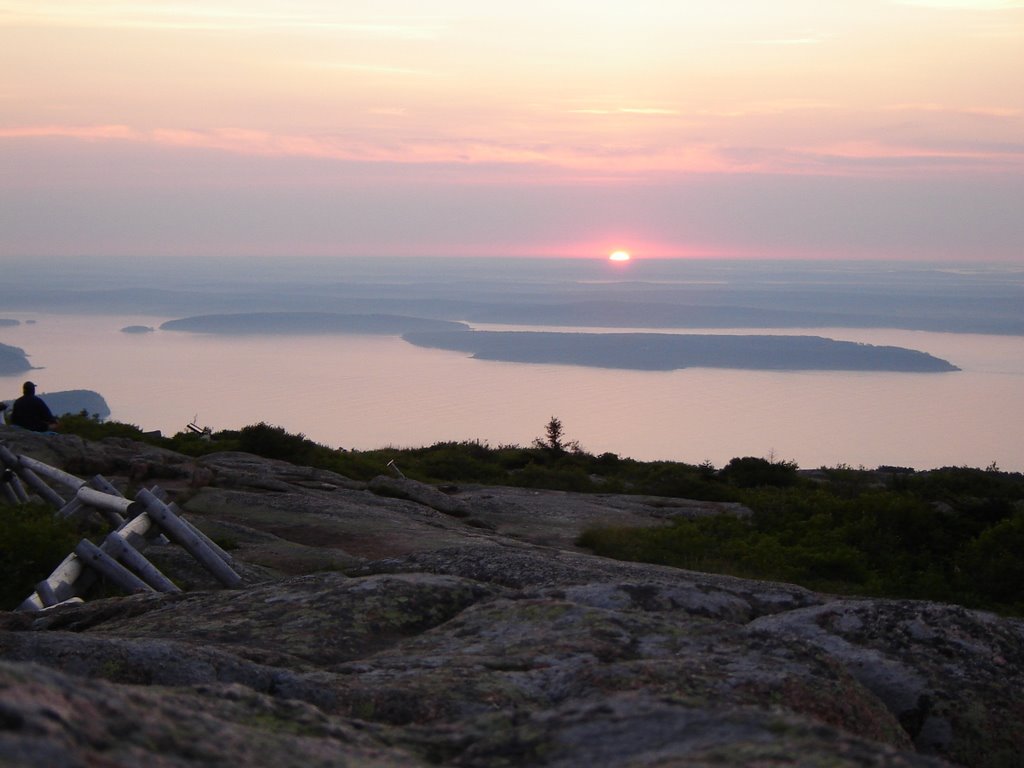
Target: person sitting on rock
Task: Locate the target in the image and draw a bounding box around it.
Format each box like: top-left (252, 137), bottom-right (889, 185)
top-left (10, 381), bottom-right (58, 432)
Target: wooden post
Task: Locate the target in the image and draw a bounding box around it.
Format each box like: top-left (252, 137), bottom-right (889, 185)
top-left (102, 532), bottom-right (180, 593)
top-left (135, 488), bottom-right (242, 588)
top-left (74, 539), bottom-right (154, 595)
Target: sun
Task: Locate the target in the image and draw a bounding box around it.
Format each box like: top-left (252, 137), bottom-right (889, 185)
top-left (609, 250), bottom-right (631, 262)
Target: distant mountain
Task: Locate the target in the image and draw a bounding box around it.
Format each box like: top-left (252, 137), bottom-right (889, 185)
top-left (403, 330), bottom-right (960, 373)
top-left (0, 319), bottom-right (20, 327)
top-left (0, 342), bottom-right (31, 375)
top-left (160, 312), bottom-right (470, 335)
top-left (121, 325), bottom-right (155, 334)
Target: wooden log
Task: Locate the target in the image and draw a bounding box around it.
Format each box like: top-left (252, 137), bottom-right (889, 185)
top-left (74, 539), bottom-right (153, 595)
top-left (149, 487), bottom-right (234, 567)
top-left (17, 466), bottom-right (66, 509)
top-left (17, 552), bottom-right (91, 612)
top-left (57, 497), bottom-right (90, 522)
top-left (34, 580), bottom-right (59, 608)
top-left (120, 479), bottom-right (172, 543)
top-left (77, 486), bottom-right (136, 516)
top-left (89, 474), bottom-right (125, 498)
top-left (102, 532), bottom-right (180, 593)
top-left (8, 473), bottom-right (30, 503)
top-left (177, 513), bottom-right (235, 567)
top-left (1, 479), bottom-right (17, 506)
top-left (114, 510), bottom-right (158, 550)
top-left (0, 446), bottom-right (65, 507)
top-left (0, 443), bottom-right (18, 469)
top-left (76, 486), bottom-right (132, 527)
top-left (18, 593), bottom-right (45, 612)
top-left (17, 455), bottom-right (85, 493)
top-left (135, 489), bottom-right (242, 588)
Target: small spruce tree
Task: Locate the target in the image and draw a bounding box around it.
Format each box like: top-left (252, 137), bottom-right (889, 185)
top-left (534, 416), bottom-right (580, 454)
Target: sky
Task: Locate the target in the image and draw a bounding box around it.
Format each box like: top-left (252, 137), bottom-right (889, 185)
top-left (1, 1), bottom-right (1023, 262)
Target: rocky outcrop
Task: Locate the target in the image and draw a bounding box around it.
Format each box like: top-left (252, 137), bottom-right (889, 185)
top-left (2, 431), bottom-right (1022, 767)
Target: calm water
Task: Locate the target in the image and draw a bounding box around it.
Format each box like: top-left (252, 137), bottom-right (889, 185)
top-left (3, 313), bottom-right (1023, 472)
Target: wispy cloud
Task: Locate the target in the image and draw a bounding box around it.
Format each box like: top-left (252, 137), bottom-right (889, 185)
top-left (752, 36), bottom-right (823, 45)
top-left (698, 99), bottom-right (841, 118)
top-left (0, 124), bottom-right (137, 140)
top-left (884, 102), bottom-right (1023, 118)
top-left (0, 2), bottom-right (444, 38)
top-left (4, 121), bottom-right (1022, 181)
top-left (304, 62), bottom-right (437, 77)
top-left (567, 107), bottom-right (681, 116)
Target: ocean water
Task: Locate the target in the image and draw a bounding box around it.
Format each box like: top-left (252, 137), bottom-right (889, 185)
top-left (2, 313), bottom-right (1023, 472)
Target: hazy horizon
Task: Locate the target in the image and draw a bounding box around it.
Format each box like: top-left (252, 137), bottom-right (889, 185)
top-left (2, 257), bottom-right (1022, 471)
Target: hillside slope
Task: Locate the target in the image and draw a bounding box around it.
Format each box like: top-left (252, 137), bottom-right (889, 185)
top-left (1, 428), bottom-right (1021, 767)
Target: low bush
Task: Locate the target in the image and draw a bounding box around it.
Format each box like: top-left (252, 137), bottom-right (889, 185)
top-left (55, 416), bottom-right (1024, 615)
top-left (0, 502), bottom-right (81, 610)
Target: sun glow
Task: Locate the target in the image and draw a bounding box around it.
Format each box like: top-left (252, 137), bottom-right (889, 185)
top-left (609, 250), bottom-right (631, 262)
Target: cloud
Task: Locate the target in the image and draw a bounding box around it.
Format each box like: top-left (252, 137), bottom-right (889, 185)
top-left (884, 102), bottom-right (1023, 118)
top-left (4, 120), bottom-right (1023, 183)
top-left (0, 2), bottom-right (444, 38)
top-left (303, 62), bottom-right (437, 77)
top-left (567, 107), bottom-right (681, 116)
top-left (0, 124), bottom-right (137, 140)
top-left (752, 37), bottom-right (823, 45)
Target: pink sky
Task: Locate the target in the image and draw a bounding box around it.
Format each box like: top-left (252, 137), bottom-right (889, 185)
top-left (2, 1), bottom-right (1023, 261)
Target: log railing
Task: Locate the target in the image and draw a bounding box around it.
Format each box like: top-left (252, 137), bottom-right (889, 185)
top-left (1, 440), bottom-right (241, 612)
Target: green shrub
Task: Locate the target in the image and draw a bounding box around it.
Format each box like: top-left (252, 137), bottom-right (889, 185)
top-left (578, 476), bottom-right (1024, 616)
top-left (961, 510), bottom-right (1024, 610)
top-left (57, 412), bottom-right (162, 444)
top-left (719, 456), bottom-right (800, 488)
top-left (0, 502), bottom-right (81, 610)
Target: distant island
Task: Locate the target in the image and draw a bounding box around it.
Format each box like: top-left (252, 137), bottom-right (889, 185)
top-left (0, 319), bottom-right (19, 328)
top-left (0, 389), bottom-right (111, 420)
top-left (0, 342), bottom-right (32, 375)
top-left (402, 330), bottom-right (960, 373)
top-left (161, 312), bottom-right (470, 335)
top-left (43, 389), bottom-right (111, 420)
top-left (121, 325), bottom-right (155, 334)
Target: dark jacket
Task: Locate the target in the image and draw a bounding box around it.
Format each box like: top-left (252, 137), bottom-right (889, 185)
top-left (10, 394), bottom-right (56, 432)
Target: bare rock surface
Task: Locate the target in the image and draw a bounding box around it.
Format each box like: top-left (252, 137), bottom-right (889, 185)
top-left (2, 433), bottom-right (1022, 767)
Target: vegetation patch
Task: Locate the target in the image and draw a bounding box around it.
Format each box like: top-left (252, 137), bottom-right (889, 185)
top-left (0, 501), bottom-right (81, 610)
top-left (54, 414), bottom-right (1024, 616)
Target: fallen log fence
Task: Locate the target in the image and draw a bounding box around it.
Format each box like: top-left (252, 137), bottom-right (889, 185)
top-left (1, 441), bottom-right (241, 612)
